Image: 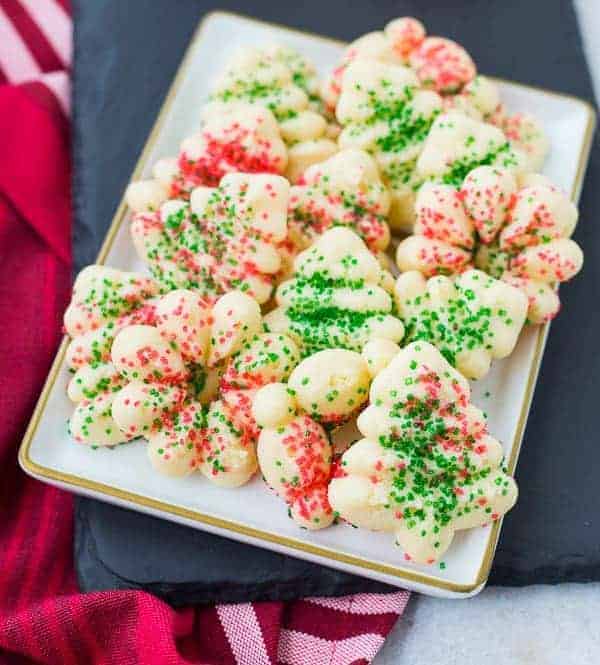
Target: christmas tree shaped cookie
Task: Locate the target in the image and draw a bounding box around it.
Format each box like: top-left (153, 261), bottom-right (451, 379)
top-left (265, 226), bottom-right (404, 357)
top-left (335, 58), bottom-right (443, 231)
top-left (328, 341), bottom-right (518, 564)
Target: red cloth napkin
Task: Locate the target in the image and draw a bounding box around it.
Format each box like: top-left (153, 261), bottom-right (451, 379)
top-left (0, 3), bottom-right (410, 663)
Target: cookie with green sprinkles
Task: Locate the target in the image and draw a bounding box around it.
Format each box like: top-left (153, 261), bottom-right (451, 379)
top-left (394, 269), bottom-right (528, 380)
top-left (106, 289), bottom-right (281, 481)
top-left (417, 109), bottom-right (547, 185)
top-left (130, 171), bottom-right (290, 304)
top-left (322, 18), bottom-right (547, 231)
top-left (69, 391), bottom-right (134, 447)
top-left (328, 341), bottom-right (518, 564)
top-left (64, 266), bottom-right (159, 370)
top-left (211, 45), bottom-right (337, 182)
top-left (64, 265), bottom-right (158, 338)
top-left (335, 58), bottom-right (443, 232)
top-left (396, 165), bottom-right (583, 324)
top-left (252, 348), bottom-right (373, 529)
top-left (285, 149), bottom-right (391, 264)
top-left (265, 226), bottom-right (404, 357)
top-left (321, 17), bottom-right (484, 113)
top-left (415, 111), bottom-right (527, 189)
top-left (65, 284), bottom-right (303, 486)
top-left (200, 328), bottom-right (301, 488)
top-left (67, 362), bottom-right (125, 403)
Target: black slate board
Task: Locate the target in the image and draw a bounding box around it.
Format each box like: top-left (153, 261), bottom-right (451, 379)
top-left (73, 0), bottom-right (600, 601)
top-left (75, 498), bottom-right (391, 606)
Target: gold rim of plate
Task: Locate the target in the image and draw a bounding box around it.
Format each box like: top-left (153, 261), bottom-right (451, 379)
top-left (18, 10), bottom-right (597, 593)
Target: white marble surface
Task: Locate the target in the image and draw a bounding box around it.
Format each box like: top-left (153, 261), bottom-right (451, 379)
top-left (375, 584), bottom-right (600, 664)
top-left (374, 4), bottom-right (600, 663)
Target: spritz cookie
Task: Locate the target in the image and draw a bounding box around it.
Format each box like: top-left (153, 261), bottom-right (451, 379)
top-left (394, 270), bottom-right (528, 379)
top-left (64, 266), bottom-right (158, 370)
top-left (212, 45), bottom-right (337, 182)
top-left (253, 348), bottom-right (372, 529)
top-left (396, 165), bottom-right (583, 323)
top-left (328, 341), bottom-right (518, 564)
top-left (321, 17), bottom-right (478, 109)
top-left (265, 227), bottom-right (404, 356)
top-left (126, 103), bottom-right (288, 212)
top-left (66, 282), bottom-right (301, 487)
top-left (286, 149), bottom-right (391, 260)
top-left (130, 172), bottom-right (289, 303)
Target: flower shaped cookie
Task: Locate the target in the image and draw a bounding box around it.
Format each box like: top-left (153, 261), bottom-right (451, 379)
top-left (126, 103), bottom-right (288, 213)
top-left (265, 227), bottom-right (404, 357)
top-left (67, 288), bottom-right (259, 444)
top-left (252, 348), bottom-right (373, 529)
top-left (328, 341), bottom-right (518, 564)
top-left (394, 270), bottom-right (528, 380)
top-left (68, 286), bottom-right (302, 487)
top-left (396, 166), bottom-right (583, 323)
top-left (286, 149), bottom-right (391, 259)
top-left (212, 45), bottom-right (337, 182)
top-left (130, 172), bottom-right (290, 304)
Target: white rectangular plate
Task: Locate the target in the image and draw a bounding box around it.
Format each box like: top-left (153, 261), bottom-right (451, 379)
top-left (19, 11), bottom-right (595, 598)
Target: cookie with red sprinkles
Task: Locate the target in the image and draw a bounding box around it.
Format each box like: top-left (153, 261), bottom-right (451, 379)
top-left (253, 348), bottom-right (373, 529)
top-left (321, 17), bottom-right (480, 111)
top-left (130, 172), bottom-right (290, 304)
top-left (396, 165), bottom-right (583, 323)
top-left (322, 18), bottom-right (548, 230)
top-left (125, 103), bottom-right (288, 212)
top-left (285, 149), bottom-right (391, 263)
top-left (211, 45), bottom-right (337, 182)
top-left (328, 341), bottom-right (518, 564)
top-left (66, 281), bottom-right (305, 487)
top-left (64, 266), bottom-right (159, 370)
top-left (64, 265), bottom-right (158, 339)
top-left (66, 287), bottom-right (261, 452)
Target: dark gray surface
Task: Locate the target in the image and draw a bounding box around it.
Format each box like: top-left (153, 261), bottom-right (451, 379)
top-left (75, 497), bottom-right (392, 606)
top-left (73, 0), bottom-right (599, 599)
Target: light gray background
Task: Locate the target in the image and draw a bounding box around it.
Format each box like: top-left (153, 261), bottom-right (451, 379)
top-left (375, 3), bottom-right (600, 663)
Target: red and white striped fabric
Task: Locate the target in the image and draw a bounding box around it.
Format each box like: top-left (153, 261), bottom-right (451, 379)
top-left (0, 3), bottom-right (410, 663)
